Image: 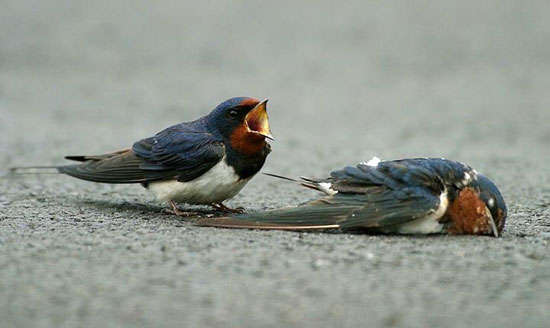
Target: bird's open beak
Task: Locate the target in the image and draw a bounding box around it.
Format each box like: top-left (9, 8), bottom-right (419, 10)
top-left (245, 99), bottom-right (273, 140)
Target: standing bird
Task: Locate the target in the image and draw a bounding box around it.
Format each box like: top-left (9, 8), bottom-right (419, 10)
top-left (196, 158), bottom-right (507, 237)
top-left (12, 97), bottom-right (273, 215)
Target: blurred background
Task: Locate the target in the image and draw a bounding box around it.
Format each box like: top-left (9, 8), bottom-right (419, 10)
top-left (1, 1), bottom-right (549, 327)
top-left (3, 1), bottom-right (549, 171)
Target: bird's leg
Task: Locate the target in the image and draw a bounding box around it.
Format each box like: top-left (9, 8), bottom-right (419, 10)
top-left (211, 203), bottom-right (245, 214)
top-left (165, 200), bottom-right (201, 217)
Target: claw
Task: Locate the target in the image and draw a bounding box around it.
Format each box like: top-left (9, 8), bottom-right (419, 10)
top-left (211, 203), bottom-right (246, 214)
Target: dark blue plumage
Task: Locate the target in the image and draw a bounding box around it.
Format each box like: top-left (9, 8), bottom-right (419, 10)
top-left (131, 119), bottom-right (225, 182)
top-left (197, 158), bottom-right (507, 237)
top-left (23, 97), bottom-right (273, 213)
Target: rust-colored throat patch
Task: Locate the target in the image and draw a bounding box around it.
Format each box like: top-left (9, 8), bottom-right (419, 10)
top-left (445, 187), bottom-right (499, 237)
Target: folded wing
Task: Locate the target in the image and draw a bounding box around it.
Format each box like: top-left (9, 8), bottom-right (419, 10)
top-left (58, 127), bottom-right (224, 184)
top-left (198, 176), bottom-right (440, 232)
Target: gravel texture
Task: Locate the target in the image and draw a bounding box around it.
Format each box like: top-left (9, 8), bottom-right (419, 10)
top-left (1, 1), bottom-right (549, 327)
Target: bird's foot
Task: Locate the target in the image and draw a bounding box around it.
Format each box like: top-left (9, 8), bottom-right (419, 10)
top-left (165, 201), bottom-right (203, 217)
top-left (211, 203), bottom-right (246, 214)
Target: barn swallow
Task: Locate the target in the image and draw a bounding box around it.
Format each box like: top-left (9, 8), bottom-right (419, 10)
top-left (11, 97), bottom-right (273, 215)
top-left (196, 157), bottom-right (507, 237)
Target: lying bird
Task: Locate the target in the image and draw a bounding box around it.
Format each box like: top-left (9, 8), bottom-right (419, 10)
top-left (196, 157), bottom-right (507, 237)
top-left (11, 97), bottom-right (273, 215)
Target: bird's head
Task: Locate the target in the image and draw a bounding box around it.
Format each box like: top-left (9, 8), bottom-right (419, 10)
top-left (475, 174), bottom-right (507, 237)
top-left (209, 97), bottom-right (272, 155)
top-left (447, 172), bottom-right (507, 237)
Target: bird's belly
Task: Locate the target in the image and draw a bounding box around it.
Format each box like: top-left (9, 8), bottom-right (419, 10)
top-left (148, 161), bottom-right (250, 204)
top-left (395, 215), bottom-right (445, 234)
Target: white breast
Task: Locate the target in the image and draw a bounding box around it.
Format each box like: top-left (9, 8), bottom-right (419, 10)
top-left (148, 158), bottom-right (250, 205)
top-left (396, 189), bottom-right (448, 234)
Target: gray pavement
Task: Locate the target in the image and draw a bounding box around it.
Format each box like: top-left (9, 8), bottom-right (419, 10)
top-left (1, 1), bottom-right (550, 327)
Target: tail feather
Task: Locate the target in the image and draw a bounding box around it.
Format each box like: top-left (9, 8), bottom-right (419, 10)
top-left (64, 156), bottom-right (89, 162)
top-left (56, 162), bottom-right (149, 183)
top-left (195, 217), bottom-right (340, 230)
top-left (9, 166), bottom-right (60, 174)
top-left (196, 202), bottom-right (357, 230)
top-left (64, 149), bottom-right (130, 162)
top-left (262, 172), bottom-right (298, 182)
top-left (8, 149), bottom-right (167, 184)
top-left (55, 151), bottom-right (150, 183)
top-left (263, 172), bottom-right (328, 194)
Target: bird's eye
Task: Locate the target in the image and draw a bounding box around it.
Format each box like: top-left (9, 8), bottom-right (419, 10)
top-left (229, 109), bottom-right (239, 117)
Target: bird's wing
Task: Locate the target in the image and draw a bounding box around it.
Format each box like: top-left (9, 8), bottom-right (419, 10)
top-left (328, 159), bottom-right (443, 193)
top-left (58, 129), bottom-right (224, 184)
top-left (132, 128), bottom-right (225, 182)
top-left (274, 159), bottom-right (444, 196)
top-left (196, 186), bottom-right (443, 232)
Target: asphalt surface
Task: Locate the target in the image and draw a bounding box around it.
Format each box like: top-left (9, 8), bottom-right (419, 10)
top-left (1, 1), bottom-right (550, 327)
